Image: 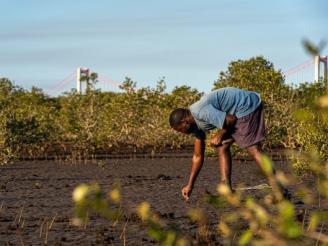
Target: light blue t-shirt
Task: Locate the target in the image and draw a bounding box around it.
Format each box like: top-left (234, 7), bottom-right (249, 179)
top-left (189, 87), bottom-right (261, 137)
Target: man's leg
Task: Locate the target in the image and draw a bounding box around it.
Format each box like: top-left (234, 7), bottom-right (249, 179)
top-left (217, 143), bottom-right (233, 191)
top-left (246, 143), bottom-right (268, 174)
top-left (247, 143), bottom-right (291, 199)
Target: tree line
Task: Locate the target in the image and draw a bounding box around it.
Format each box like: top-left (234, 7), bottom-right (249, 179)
top-left (1, 56), bottom-right (327, 172)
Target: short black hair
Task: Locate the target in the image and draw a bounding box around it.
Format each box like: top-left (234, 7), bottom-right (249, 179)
top-left (169, 108), bottom-right (189, 128)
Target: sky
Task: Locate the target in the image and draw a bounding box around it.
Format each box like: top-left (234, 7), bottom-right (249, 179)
top-left (0, 0), bottom-right (327, 95)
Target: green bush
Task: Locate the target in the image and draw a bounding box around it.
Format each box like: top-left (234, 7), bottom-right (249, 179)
top-left (289, 83), bottom-right (328, 173)
top-left (0, 76), bottom-right (200, 163)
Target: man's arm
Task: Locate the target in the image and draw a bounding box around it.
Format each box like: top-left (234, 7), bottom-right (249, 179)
top-left (181, 138), bottom-right (205, 200)
top-left (210, 114), bottom-right (237, 146)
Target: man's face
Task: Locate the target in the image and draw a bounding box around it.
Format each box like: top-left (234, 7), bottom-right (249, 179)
top-left (173, 121), bottom-right (194, 134)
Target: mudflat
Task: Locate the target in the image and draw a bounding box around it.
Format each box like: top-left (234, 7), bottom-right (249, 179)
top-left (0, 157), bottom-right (314, 245)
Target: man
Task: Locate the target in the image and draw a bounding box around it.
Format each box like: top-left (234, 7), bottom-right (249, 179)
top-left (169, 87), bottom-right (272, 200)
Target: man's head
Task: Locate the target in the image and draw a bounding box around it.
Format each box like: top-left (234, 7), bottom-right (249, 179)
top-left (169, 108), bottom-right (195, 134)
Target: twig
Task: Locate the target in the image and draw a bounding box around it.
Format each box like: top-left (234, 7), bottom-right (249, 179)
top-left (317, 178), bottom-right (321, 209)
top-left (120, 220), bottom-right (129, 243)
top-left (18, 206), bottom-right (24, 224)
top-left (39, 218), bottom-right (46, 238)
top-left (237, 183), bottom-right (271, 190)
top-left (315, 223), bottom-right (324, 246)
top-left (44, 222), bottom-right (49, 245)
top-left (21, 219), bottom-right (25, 229)
top-left (49, 213), bottom-right (57, 231)
top-left (306, 230), bottom-right (328, 243)
top-left (83, 211), bottom-right (89, 230)
top-left (16, 230), bottom-right (25, 246)
top-left (232, 232), bottom-right (237, 244)
top-left (13, 209), bottom-right (19, 225)
top-left (302, 209), bottom-right (307, 231)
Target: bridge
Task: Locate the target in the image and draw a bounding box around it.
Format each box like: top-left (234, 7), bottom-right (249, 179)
top-left (46, 55), bottom-right (328, 97)
top-left (46, 69), bottom-right (123, 96)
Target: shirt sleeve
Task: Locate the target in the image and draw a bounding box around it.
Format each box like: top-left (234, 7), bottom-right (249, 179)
top-left (191, 127), bottom-right (206, 140)
top-left (199, 104), bottom-right (226, 129)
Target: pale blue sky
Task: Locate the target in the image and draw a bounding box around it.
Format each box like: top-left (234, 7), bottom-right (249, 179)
top-left (0, 0), bottom-right (327, 94)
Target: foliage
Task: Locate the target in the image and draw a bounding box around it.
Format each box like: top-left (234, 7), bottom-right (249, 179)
top-left (213, 56), bottom-right (287, 100)
top-left (0, 76), bottom-right (203, 164)
top-left (295, 80), bottom-right (327, 108)
top-left (213, 158), bottom-right (320, 245)
top-left (0, 79), bottom-right (57, 162)
top-left (288, 39), bottom-right (328, 174)
top-left (72, 184), bottom-right (190, 245)
top-left (72, 183), bottom-right (122, 227)
top-left (0, 78), bottom-right (19, 163)
top-left (289, 84), bottom-right (328, 173)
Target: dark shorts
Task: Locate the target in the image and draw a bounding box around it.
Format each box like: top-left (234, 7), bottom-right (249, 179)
top-left (231, 104), bottom-right (266, 148)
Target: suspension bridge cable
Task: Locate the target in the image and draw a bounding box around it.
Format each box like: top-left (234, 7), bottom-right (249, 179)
top-left (97, 74), bottom-right (122, 88)
top-left (47, 72), bottom-right (76, 95)
top-left (282, 59), bottom-right (313, 76)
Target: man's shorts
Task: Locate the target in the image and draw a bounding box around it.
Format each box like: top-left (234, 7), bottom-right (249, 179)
top-left (231, 103), bottom-right (265, 148)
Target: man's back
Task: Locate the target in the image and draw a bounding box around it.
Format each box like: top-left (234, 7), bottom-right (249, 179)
top-left (189, 87), bottom-right (261, 130)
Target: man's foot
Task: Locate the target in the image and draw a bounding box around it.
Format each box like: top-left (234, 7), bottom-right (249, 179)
top-left (219, 180), bottom-right (234, 193)
top-left (282, 187), bottom-right (292, 200)
top-left (281, 187), bottom-right (304, 205)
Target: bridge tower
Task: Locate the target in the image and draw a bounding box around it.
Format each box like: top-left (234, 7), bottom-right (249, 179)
top-left (314, 55), bottom-right (328, 84)
top-left (76, 67), bottom-right (90, 94)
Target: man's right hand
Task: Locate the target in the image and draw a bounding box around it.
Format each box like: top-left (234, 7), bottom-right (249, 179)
top-left (181, 185), bottom-right (192, 201)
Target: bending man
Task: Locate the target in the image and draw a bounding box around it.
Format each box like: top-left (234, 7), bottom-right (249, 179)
top-left (169, 87), bottom-right (274, 200)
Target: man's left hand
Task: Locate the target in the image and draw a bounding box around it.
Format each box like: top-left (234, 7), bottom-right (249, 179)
top-left (210, 134), bottom-right (222, 147)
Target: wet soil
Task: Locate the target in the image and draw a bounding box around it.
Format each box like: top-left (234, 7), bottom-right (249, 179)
top-left (0, 155), bottom-right (320, 245)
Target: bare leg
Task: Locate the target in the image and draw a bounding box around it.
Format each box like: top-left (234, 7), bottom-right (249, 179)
top-left (247, 144), bottom-right (272, 174)
top-left (217, 143), bottom-right (233, 191)
top-left (247, 143), bottom-right (290, 199)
